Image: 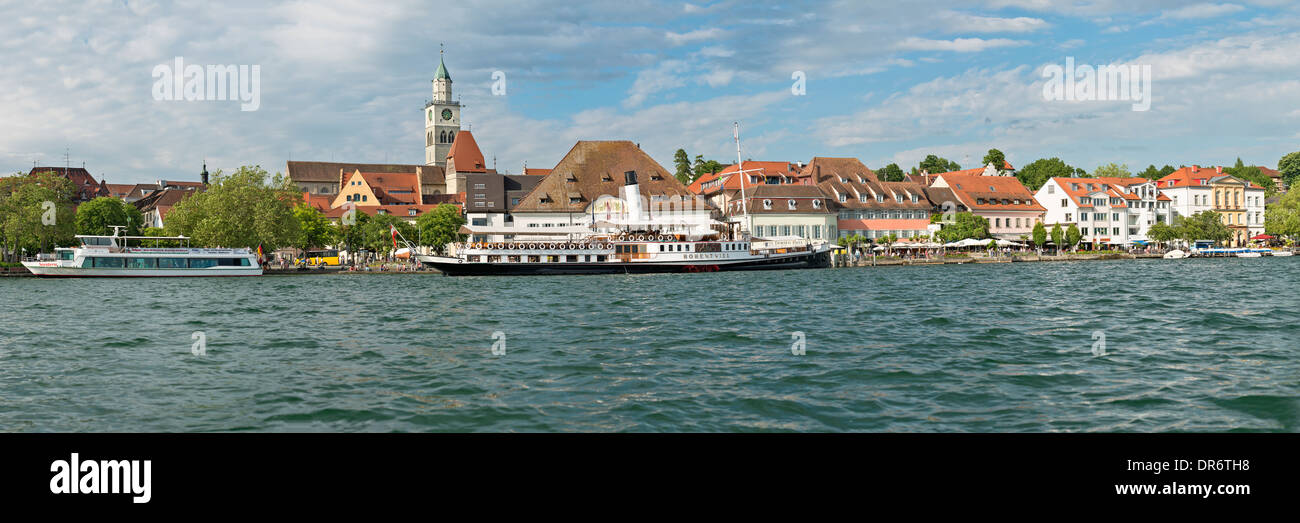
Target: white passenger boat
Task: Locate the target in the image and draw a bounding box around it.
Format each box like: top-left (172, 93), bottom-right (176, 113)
top-left (21, 226), bottom-right (262, 277)
top-left (1271, 250), bottom-right (1294, 257)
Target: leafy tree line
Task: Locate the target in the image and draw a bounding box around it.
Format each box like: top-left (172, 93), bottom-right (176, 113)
top-left (0, 172), bottom-right (77, 262)
top-left (1147, 211), bottom-right (1233, 247)
top-left (672, 148), bottom-right (727, 185)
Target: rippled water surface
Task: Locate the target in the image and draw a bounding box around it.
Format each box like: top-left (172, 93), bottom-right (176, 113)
top-left (2, 258), bottom-right (1298, 432)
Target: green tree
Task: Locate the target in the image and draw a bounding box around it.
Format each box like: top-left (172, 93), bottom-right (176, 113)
top-left (415, 203), bottom-right (466, 254)
top-left (1065, 223), bottom-right (1082, 251)
top-left (75, 196), bottom-right (144, 237)
top-left (1031, 221), bottom-right (1047, 249)
top-left (0, 172), bottom-right (77, 260)
top-left (917, 154), bottom-right (960, 174)
top-left (163, 165), bottom-right (302, 250)
top-left (1147, 221), bottom-right (1178, 248)
top-left (1092, 163), bottom-right (1132, 178)
top-left (336, 209), bottom-right (369, 262)
top-left (292, 203), bottom-right (335, 250)
top-left (1050, 223), bottom-right (1063, 250)
top-left (1278, 151), bottom-right (1300, 189)
top-left (1224, 158), bottom-right (1276, 196)
top-left (935, 212), bottom-right (990, 242)
top-left (361, 212), bottom-right (417, 255)
top-left (692, 155), bottom-right (725, 179)
top-left (1265, 189), bottom-right (1300, 241)
top-left (673, 149), bottom-right (693, 185)
top-left (982, 149), bottom-right (1007, 172)
top-left (1016, 157), bottom-right (1079, 191)
top-left (878, 163), bottom-right (906, 182)
top-left (140, 226), bottom-right (180, 247)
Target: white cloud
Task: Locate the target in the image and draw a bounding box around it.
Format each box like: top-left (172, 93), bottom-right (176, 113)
top-left (937, 11), bottom-right (1050, 33)
top-left (665, 28), bottom-right (727, 46)
top-left (1159, 3), bottom-right (1246, 20)
top-left (896, 37), bottom-right (1030, 53)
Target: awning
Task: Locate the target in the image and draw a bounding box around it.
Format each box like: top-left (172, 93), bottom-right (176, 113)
top-left (1251, 234), bottom-right (1275, 240)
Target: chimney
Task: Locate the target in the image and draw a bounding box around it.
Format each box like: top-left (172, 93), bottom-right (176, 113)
top-left (1192, 165), bottom-right (1199, 173)
top-left (1216, 166), bottom-right (1223, 174)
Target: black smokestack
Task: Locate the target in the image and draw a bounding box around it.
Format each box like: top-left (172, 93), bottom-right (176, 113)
top-left (624, 170), bottom-right (638, 186)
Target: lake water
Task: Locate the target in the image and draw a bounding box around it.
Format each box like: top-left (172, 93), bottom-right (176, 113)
top-left (2, 258), bottom-right (1297, 432)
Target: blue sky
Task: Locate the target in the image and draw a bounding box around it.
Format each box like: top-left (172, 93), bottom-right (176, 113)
top-left (3, 0), bottom-right (1299, 184)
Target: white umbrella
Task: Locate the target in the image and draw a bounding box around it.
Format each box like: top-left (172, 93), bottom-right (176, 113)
top-left (872, 245), bottom-right (885, 251)
top-left (957, 238), bottom-right (987, 247)
top-left (995, 239), bottom-right (1023, 247)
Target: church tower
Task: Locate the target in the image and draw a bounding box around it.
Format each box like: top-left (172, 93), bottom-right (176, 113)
top-left (424, 48), bottom-right (460, 168)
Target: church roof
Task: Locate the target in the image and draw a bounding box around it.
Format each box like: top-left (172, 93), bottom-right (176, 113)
top-left (512, 140), bottom-right (703, 213)
top-left (447, 130), bottom-right (486, 172)
top-left (435, 55), bottom-right (451, 81)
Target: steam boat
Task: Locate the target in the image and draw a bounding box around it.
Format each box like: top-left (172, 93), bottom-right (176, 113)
top-left (21, 227), bottom-right (262, 277)
top-left (416, 169), bottom-right (831, 276)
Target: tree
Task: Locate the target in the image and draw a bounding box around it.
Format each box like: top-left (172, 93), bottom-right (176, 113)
top-left (878, 163), bottom-right (906, 182)
top-left (692, 155), bottom-right (725, 179)
top-left (1279, 151), bottom-right (1300, 189)
top-left (292, 203), bottom-right (335, 250)
top-left (163, 165), bottom-right (301, 250)
top-left (1147, 221), bottom-right (1178, 248)
top-left (140, 226), bottom-right (180, 247)
top-left (361, 212), bottom-right (417, 255)
top-left (1050, 223), bottom-right (1063, 251)
top-left (1065, 223), bottom-right (1082, 251)
top-left (917, 154), bottom-right (960, 175)
top-left (1016, 157), bottom-right (1079, 191)
top-left (982, 149), bottom-right (1007, 172)
top-left (1225, 158), bottom-right (1276, 196)
top-left (1265, 190), bottom-right (1300, 241)
top-left (1031, 221), bottom-right (1047, 250)
top-left (415, 203), bottom-right (466, 254)
top-left (673, 149), bottom-right (693, 185)
top-left (1092, 163), bottom-right (1132, 178)
top-left (0, 172), bottom-right (77, 260)
top-left (75, 196), bottom-right (143, 237)
top-left (337, 209), bottom-right (370, 262)
top-left (1176, 211), bottom-right (1232, 245)
top-left (934, 212), bottom-right (990, 242)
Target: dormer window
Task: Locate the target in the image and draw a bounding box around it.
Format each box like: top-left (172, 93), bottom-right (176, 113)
top-left (812, 199), bottom-right (822, 209)
top-left (859, 194), bottom-right (868, 203)
top-left (989, 186), bottom-right (996, 192)
top-left (838, 193), bottom-right (847, 203)
top-left (876, 194), bottom-right (885, 203)
top-left (895, 194), bottom-right (903, 203)
top-left (840, 177), bottom-right (848, 183)
top-left (911, 194), bottom-right (918, 203)
top-left (787, 199), bottom-right (797, 209)
top-left (762, 199), bottom-right (773, 210)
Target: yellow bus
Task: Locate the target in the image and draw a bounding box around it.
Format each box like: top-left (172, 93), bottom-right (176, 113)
top-left (300, 249), bottom-right (340, 267)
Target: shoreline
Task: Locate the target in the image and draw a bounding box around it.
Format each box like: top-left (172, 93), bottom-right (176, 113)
top-left (3, 249), bottom-right (1294, 277)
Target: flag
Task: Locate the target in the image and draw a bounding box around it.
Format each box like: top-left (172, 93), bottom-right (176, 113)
top-left (256, 244), bottom-right (263, 263)
top-left (390, 225), bottom-right (398, 249)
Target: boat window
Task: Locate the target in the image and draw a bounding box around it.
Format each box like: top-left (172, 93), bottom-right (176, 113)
top-left (127, 258), bottom-right (156, 269)
top-left (58, 251), bottom-right (74, 260)
top-left (158, 258), bottom-right (186, 268)
top-left (217, 258), bottom-right (249, 266)
top-left (189, 259), bottom-right (218, 268)
top-left (90, 257), bottom-right (124, 268)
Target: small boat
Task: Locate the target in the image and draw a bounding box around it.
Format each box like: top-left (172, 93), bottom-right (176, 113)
top-left (1163, 249), bottom-right (1187, 259)
top-left (1271, 250), bottom-right (1294, 257)
top-left (394, 247), bottom-right (412, 260)
top-left (1236, 252), bottom-right (1262, 258)
top-left (21, 226), bottom-right (262, 277)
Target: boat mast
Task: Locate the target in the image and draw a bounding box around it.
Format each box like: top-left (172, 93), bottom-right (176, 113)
top-left (734, 122), bottom-right (749, 238)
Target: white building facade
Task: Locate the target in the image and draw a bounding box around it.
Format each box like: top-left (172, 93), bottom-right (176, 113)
top-left (1034, 177), bottom-right (1174, 247)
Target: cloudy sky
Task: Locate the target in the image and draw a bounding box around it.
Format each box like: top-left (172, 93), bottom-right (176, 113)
top-left (3, 0), bottom-right (1299, 184)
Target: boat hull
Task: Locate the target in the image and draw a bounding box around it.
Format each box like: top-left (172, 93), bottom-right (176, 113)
top-left (419, 250), bottom-right (830, 276)
top-left (21, 262), bottom-right (262, 277)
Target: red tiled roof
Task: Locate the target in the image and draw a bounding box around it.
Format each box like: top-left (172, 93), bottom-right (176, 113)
top-left (322, 203), bottom-right (458, 220)
top-left (938, 173), bottom-right (1044, 212)
top-left (1157, 166), bottom-right (1265, 190)
top-left (356, 171), bottom-right (422, 205)
top-left (688, 161), bottom-right (793, 195)
top-left (447, 130), bottom-right (487, 172)
top-left (1049, 177), bottom-right (1152, 208)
